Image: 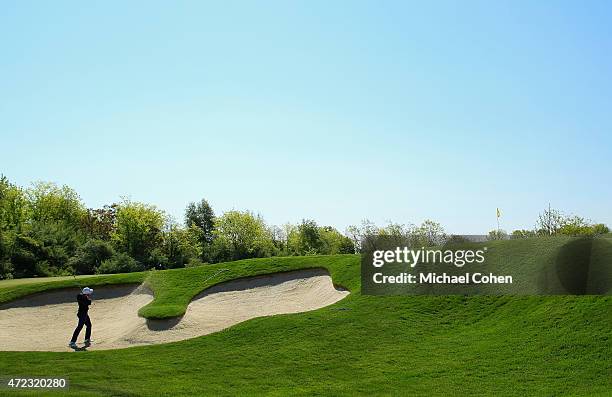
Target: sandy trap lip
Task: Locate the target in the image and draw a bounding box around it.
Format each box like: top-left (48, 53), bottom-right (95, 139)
top-left (0, 268), bottom-right (349, 352)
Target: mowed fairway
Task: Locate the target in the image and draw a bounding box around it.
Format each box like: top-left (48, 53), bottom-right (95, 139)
top-left (0, 240), bottom-right (610, 396)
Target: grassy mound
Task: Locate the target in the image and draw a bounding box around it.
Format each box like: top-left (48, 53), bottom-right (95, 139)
top-left (363, 236), bottom-right (612, 295)
top-left (0, 240), bottom-right (610, 396)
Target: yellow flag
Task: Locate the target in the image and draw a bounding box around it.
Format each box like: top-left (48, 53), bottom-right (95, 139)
top-left (496, 208), bottom-right (501, 218)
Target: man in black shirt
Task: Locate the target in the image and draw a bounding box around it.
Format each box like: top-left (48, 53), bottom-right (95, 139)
top-left (69, 287), bottom-right (93, 347)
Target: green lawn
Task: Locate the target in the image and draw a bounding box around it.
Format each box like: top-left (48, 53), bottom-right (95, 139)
top-left (0, 242), bottom-right (610, 396)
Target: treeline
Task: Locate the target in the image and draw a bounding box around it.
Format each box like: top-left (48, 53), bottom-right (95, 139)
top-left (1, 175), bottom-right (609, 279)
top-left (0, 176), bottom-right (354, 279)
top-left (489, 206), bottom-right (609, 240)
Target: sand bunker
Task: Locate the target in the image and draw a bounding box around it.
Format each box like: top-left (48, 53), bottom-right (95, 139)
top-left (0, 268), bottom-right (348, 352)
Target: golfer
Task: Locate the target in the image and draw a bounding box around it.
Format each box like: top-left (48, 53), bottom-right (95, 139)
top-left (69, 287), bottom-right (94, 347)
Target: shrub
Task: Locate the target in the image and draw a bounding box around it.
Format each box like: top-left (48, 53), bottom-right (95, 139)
top-left (147, 247), bottom-right (169, 269)
top-left (11, 234), bottom-right (44, 277)
top-left (488, 230), bottom-right (508, 240)
top-left (68, 239), bottom-right (115, 275)
top-left (557, 215), bottom-right (590, 236)
top-left (97, 253), bottom-right (143, 274)
top-left (592, 224), bottom-right (610, 235)
top-left (185, 258), bottom-right (207, 268)
top-left (511, 229), bottom-right (536, 239)
top-left (0, 260), bottom-right (14, 279)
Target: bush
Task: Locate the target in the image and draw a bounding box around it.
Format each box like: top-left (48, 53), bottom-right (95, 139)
top-left (0, 260), bottom-right (14, 279)
top-left (511, 229), bottom-right (536, 239)
top-left (11, 234), bottom-right (44, 277)
top-left (592, 224), bottom-right (610, 235)
top-left (337, 237), bottom-right (356, 254)
top-left (185, 258), bottom-right (207, 268)
top-left (68, 239), bottom-right (115, 275)
top-left (97, 253), bottom-right (143, 274)
top-left (555, 216), bottom-right (609, 237)
top-left (29, 221), bottom-right (80, 274)
top-left (34, 260), bottom-right (58, 277)
top-left (488, 230), bottom-right (508, 240)
top-left (147, 247), bottom-right (169, 269)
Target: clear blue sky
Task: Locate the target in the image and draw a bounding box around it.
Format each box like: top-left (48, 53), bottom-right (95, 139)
top-left (1, 1), bottom-right (611, 234)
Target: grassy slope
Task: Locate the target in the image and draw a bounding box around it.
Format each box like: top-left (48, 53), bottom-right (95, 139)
top-left (0, 241), bottom-right (610, 396)
top-left (371, 236), bottom-right (612, 295)
top-left (0, 273), bottom-right (146, 306)
top-left (0, 255), bottom-right (355, 319)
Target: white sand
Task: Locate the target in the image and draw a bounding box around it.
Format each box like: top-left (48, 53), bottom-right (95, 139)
top-left (0, 269), bottom-right (348, 352)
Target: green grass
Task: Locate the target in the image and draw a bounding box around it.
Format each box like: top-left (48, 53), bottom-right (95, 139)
top-left (0, 272), bottom-right (146, 307)
top-left (365, 236), bottom-right (612, 295)
top-left (0, 255), bottom-right (356, 319)
top-left (0, 240), bottom-right (610, 396)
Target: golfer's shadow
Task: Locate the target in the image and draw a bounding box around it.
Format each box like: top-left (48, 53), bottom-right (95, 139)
top-left (69, 344), bottom-right (89, 352)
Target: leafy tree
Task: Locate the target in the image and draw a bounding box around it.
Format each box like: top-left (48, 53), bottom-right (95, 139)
top-left (346, 219), bottom-right (379, 253)
top-left (296, 219), bottom-right (322, 255)
top-left (0, 260), bottom-right (13, 279)
top-left (29, 221), bottom-right (80, 274)
top-left (82, 204), bottom-right (117, 240)
top-left (0, 176), bottom-right (29, 233)
top-left (536, 205), bottom-right (564, 236)
top-left (185, 199), bottom-right (215, 243)
top-left (0, 228), bottom-right (13, 279)
top-left (10, 234), bottom-right (44, 277)
top-left (26, 181), bottom-right (85, 229)
top-left (286, 221), bottom-right (355, 255)
top-left (319, 226), bottom-right (354, 254)
top-left (0, 176), bottom-right (29, 278)
top-left (68, 239), bottom-right (114, 275)
top-left (346, 219), bottom-right (446, 251)
top-left (557, 215), bottom-right (593, 236)
top-left (268, 224), bottom-right (286, 254)
top-left (379, 222), bottom-right (413, 248)
top-left (413, 220), bottom-right (447, 246)
top-left (159, 223), bottom-right (202, 268)
top-left (592, 224), bottom-right (610, 235)
top-left (556, 217), bottom-right (610, 237)
top-left (337, 237), bottom-right (356, 254)
top-left (112, 200), bottom-right (166, 264)
top-left (212, 211), bottom-right (274, 261)
top-left (13, 182), bottom-right (88, 276)
top-left (97, 252), bottom-right (143, 274)
top-left (284, 224), bottom-right (300, 255)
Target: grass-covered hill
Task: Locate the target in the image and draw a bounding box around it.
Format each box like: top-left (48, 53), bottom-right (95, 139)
top-left (363, 235), bottom-right (612, 295)
top-left (0, 238), bottom-right (610, 396)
